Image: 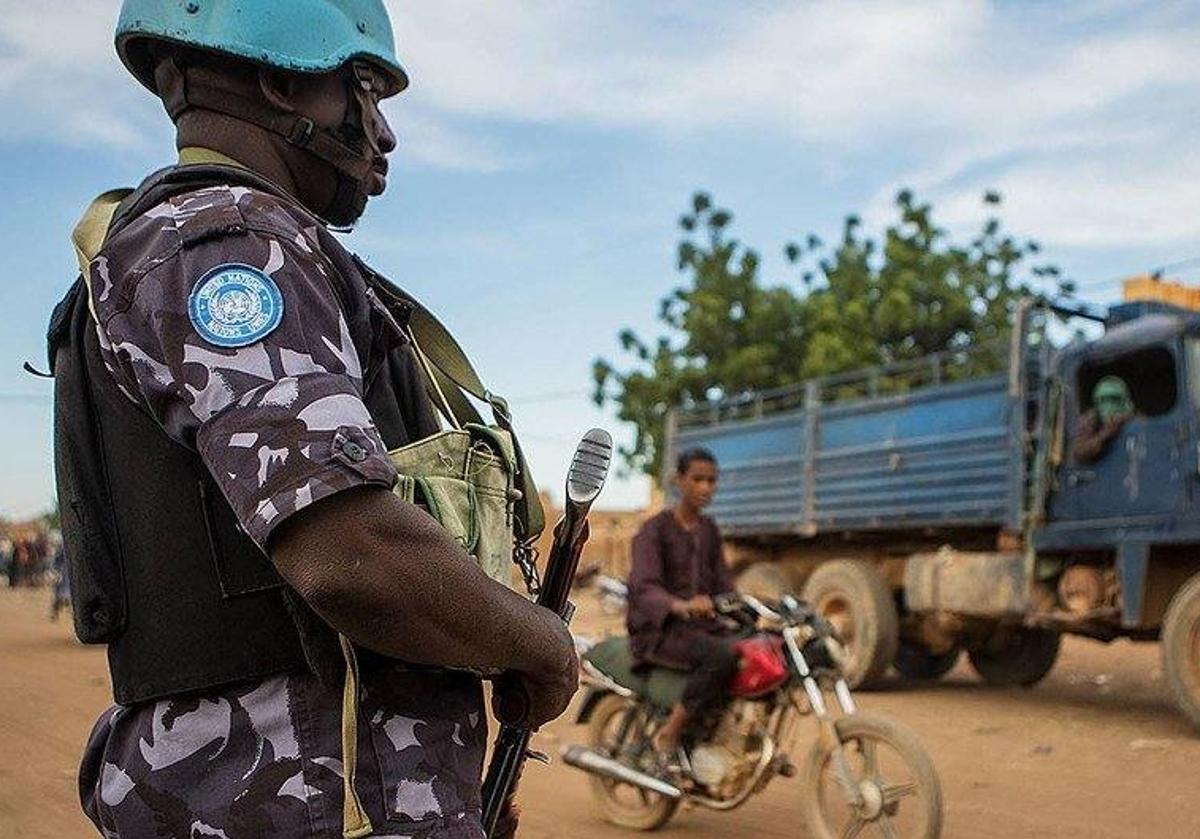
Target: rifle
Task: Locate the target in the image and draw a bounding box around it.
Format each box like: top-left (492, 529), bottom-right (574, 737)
top-left (480, 428), bottom-right (613, 837)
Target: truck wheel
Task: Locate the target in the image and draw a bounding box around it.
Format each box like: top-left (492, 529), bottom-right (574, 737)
top-left (894, 640), bottom-right (960, 681)
top-left (802, 560), bottom-right (899, 689)
top-left (967, 627), bottom-right (1060, 687)
top-left (1162, 572), bottom-right (1200, 732)
top-left (736, 562), bottom-right (794, 600)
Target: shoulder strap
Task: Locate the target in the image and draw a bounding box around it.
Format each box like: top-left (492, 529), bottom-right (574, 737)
top-left (72, 189), bottom-right (132, 274)
top-left (70, 163), bottom-right (316, 321)
top-left (72, 189), bottom-right (133, 322)
top-left (365, 271), bottom-right (545, 539)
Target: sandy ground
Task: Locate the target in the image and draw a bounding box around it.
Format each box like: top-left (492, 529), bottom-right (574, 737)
top-left (2, 587), bottom-right (1199, 839)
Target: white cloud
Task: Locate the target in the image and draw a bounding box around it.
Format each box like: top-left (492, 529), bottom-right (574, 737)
top-left (386, 2), bottom-right (1193, 141)
top-left (929, 135), bottom-right (1200, 249)
top-left (384, 107), bottom-right (515, 172)
top-left (385, 0), bottom-right (1200, 248)
top-left (0, 1), bottom-right (162, 148)
top-left (2, 1), bottom-right (1198, 247)
top-left (389, 0), bottom-right (987, 137)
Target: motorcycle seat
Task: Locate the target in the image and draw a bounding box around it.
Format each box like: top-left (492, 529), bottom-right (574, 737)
top-left (582, 636), bottom-right (689, 710)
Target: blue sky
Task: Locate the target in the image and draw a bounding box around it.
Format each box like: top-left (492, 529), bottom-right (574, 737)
top-left (2, 0), bottom-right (1199, 518)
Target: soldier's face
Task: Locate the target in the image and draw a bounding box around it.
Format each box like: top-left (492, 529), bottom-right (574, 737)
top-left (287, 67), bottom-right (397, 197)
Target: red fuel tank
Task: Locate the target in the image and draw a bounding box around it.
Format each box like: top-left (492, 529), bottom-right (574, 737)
top-left (729, 635), bottom-right (789, 698)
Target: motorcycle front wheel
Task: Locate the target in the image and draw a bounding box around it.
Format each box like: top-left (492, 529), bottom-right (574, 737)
top-left (587, 694), bottom-right (680, 831)
top-left (801, 713), bottom-right (943, 839)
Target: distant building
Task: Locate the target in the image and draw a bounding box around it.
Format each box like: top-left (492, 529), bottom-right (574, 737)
top-left (533, 490), bottom-right (656, 581)
top-left (1123, 274), bottom-right (1200, 310)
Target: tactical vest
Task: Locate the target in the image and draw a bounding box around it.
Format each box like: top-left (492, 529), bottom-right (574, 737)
top-left (49, 164), bottom-right (479, 705)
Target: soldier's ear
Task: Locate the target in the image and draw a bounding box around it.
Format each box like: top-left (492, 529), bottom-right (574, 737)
top-left (259, 68), bottom-right (299, 114)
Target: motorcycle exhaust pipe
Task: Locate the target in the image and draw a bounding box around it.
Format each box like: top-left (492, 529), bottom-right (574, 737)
top-left (560, 745), bottom-right (683, 799)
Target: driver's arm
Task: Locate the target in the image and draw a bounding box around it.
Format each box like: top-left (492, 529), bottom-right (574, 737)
top-left (1072, 409), bottom-right (1121, 464)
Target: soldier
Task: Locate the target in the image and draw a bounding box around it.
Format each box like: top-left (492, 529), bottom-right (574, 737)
top-left (51, 3), bottom-right (576, 838)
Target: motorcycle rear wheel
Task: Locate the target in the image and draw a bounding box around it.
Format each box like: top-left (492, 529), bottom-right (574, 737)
top-left (801, 713), bottom-right (943, 839)
top-left (587, 694), bottom-right (680, 831)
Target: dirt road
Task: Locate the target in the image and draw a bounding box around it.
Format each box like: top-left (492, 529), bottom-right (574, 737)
top-left (2, 588), bottom-right (1198, 838)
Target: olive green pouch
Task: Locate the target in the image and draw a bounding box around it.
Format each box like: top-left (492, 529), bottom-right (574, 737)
top-left (389, 424), bottom-right (520, 586)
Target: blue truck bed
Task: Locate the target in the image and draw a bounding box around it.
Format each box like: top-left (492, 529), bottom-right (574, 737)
top-left (671, 374), bottom-right (1023, 538)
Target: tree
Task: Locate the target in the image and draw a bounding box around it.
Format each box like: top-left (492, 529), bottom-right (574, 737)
top-left (593, 189), bottom-right (1069, 478)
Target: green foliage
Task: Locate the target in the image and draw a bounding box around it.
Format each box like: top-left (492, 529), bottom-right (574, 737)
top-left (593, 189), bottom-right (1069, 477)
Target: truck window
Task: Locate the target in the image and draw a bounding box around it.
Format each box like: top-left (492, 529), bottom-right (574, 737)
top-left (1077, 346), bottom-right (1177, 417)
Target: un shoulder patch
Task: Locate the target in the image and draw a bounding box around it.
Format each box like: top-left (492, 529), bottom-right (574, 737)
top-left (188, 264), bottom-right (284, 348)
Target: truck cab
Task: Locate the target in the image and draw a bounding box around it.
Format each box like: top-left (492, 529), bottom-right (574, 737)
top-left (1044, 307), bottom-right (1197, 529)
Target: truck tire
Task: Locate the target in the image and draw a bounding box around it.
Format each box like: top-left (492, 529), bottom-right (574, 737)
top-left (1162, 571), bottom-right (1200, 732)
top-left (894, 640), bottom-right (960, 681)
top-left (802, 560), bottom-right (898, 689)
top-left (735, 562), bottom-right (794, 600)
top-left (967, 627), bottom-right (1060, 687)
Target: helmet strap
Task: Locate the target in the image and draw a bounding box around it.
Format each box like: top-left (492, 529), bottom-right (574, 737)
top-left (154, 57), bottom-right (376, 188)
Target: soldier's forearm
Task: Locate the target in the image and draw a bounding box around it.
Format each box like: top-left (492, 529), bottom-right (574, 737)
top-left (270, 486), bottom-right (561, 675)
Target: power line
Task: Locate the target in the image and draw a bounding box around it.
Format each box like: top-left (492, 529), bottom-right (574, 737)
top-left (1152, 255), bottom-right (1200, 276)
top-left (1067, 254), bottom-right (1200, 294)
top-left (507, 388), bottom-right (591, 404)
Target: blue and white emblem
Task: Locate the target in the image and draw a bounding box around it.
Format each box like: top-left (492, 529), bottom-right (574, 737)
top-left (188, 264), bottom-right (284, 348)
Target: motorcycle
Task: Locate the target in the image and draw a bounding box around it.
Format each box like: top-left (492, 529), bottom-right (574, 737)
top-left (563, 590), bottom-right (944, 838)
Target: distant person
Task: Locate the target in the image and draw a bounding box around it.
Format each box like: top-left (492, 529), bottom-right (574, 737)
top-left (11, 540), bottom-right (28, 588)
top-left (29, 533), bottom-right (49, 586)
top-left (1, 537), bottom-right (12, 587)
top-left (49, 534), bottom-right (70, 621)
top-left (1074, 376), bottom-right (1136, 464)
top-left (626, 447), bottom-right (739, 756)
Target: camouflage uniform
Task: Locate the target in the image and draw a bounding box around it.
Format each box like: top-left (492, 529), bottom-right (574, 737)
top-left (80, 183), bottom-right (486, 838)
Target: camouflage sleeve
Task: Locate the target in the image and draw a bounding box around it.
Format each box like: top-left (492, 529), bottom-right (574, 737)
top-left (94, 204), bottom-right (397, 547)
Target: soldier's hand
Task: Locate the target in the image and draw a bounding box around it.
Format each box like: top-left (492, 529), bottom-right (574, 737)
top-left (492, 800), bottom-right (521, 839)
top-left (493, 613), bottom-right (579, 729)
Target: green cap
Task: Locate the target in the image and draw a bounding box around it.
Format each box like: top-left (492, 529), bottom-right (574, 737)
top-left (116, 0), bottom-right (408, 96)
top-left (1093, 376), bottom-right (1134, 423)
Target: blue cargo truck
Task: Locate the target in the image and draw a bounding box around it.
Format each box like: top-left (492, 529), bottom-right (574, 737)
top-left (666, 299), bottom-right (1200, 730)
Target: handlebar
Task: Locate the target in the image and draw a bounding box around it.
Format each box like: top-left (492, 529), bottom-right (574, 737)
top-left (714, 592), bottom-right (828, 631)
top-left (585, 579), bottom-right (837, 647)
top-left (715, 592), bottom-right (848, 675)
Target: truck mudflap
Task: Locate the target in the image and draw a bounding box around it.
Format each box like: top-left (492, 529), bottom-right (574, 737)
top-left (905, 547), bottom-right (1028, 616)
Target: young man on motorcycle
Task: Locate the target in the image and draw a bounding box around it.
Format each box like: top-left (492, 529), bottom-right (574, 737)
top-left (626, 447), bottom-right (739, 754)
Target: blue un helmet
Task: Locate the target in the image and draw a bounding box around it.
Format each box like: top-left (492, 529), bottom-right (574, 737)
top-left (115, 0), bottom-right (408, 225)
top-left (116, 0), bottom-right (408, 95)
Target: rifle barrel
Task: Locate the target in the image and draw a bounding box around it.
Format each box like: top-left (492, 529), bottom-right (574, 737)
top-left (480, 429), bottom-right (612, 838)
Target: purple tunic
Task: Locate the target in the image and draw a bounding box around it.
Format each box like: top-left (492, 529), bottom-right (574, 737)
top-left (626, 509), bottom-right (737, 669)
